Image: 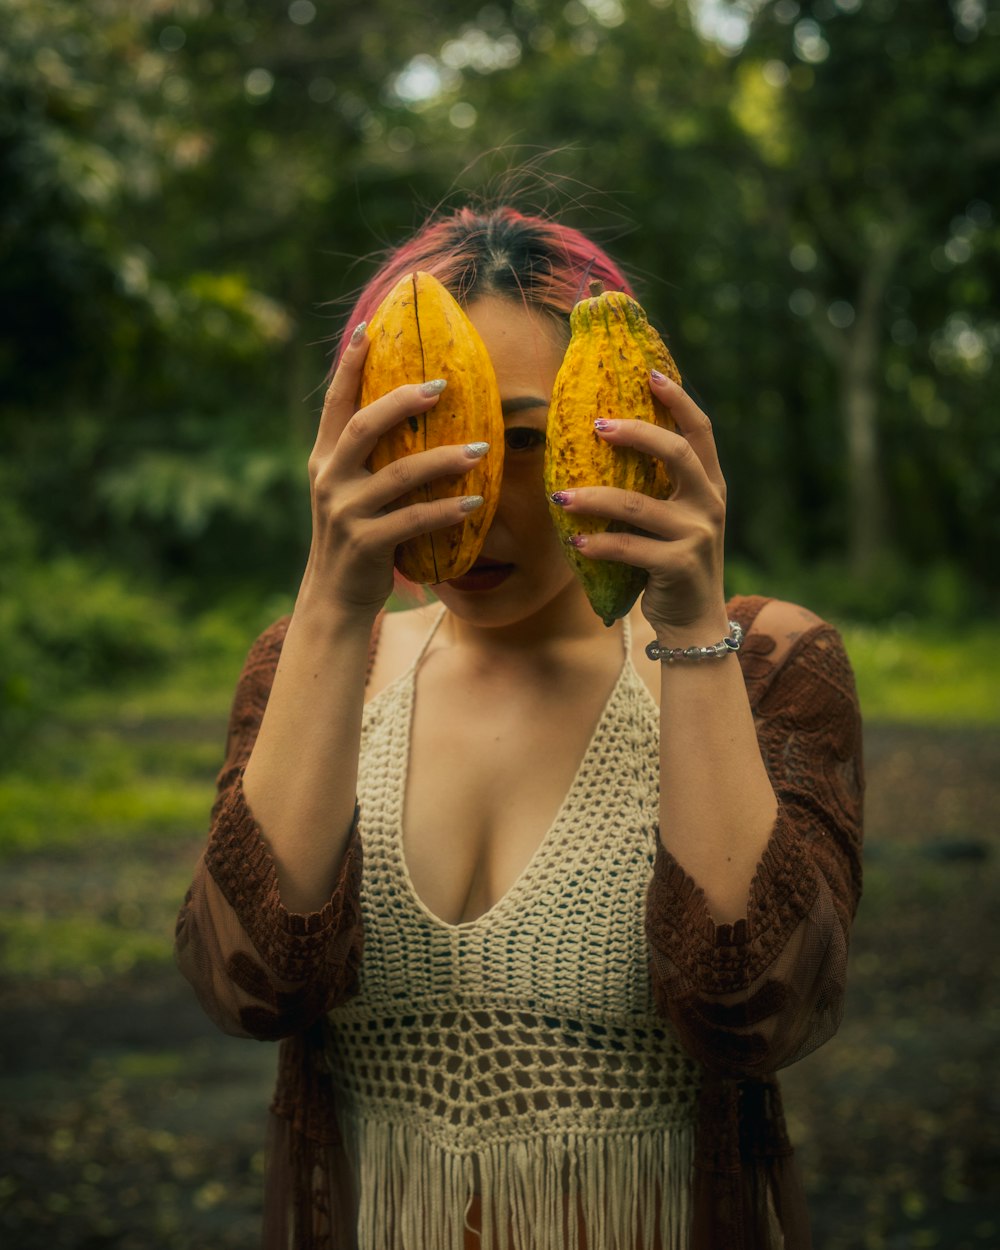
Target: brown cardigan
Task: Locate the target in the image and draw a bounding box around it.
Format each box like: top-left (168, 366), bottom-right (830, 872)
top-left (175, 594), bottom-right (864, 1249)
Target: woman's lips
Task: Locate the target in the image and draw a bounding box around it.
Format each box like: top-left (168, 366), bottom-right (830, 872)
top-left (445, 560), bottom-right (514, 591)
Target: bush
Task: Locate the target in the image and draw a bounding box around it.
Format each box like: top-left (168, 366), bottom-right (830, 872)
top-left (725, 555), bottom-right (989, 626)
top-left (0, 542), bottom-right (181, 755)
top-left (17, 557), bottom-right (180, 682)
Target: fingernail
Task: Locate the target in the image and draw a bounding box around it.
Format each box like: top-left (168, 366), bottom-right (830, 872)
top-left (350, 321), bottom-right (367, 345)
top-left (459, 495), bottom-right (484, 512)
top-left (650, 369), bottom-right (670, 384)
top-left (594, 418), bottom-right (616, 432)
top-left (550, 490), bottom-right (574, 506)
top-left (420, 378), bottom-right (448, 397)
top-left (464, 441), bottom-right (489, 458)
top-left (568, 534), bottom-right (587, 549)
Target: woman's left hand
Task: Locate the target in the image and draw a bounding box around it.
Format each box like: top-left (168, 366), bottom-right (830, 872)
top-left (550, 372), bottom-right (729, 640)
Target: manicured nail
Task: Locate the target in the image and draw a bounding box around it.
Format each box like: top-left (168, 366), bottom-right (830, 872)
top-left (464, 441), bottom-right (489, 458)
top-left (459, 495), bottom-right (484, 512)
top-left (350, 321), bottom-right (367, 345)
top-left (650, 369), bottom-right (668, 384)
top-left (420, 378), bottom-right (448, 396)
top-left (593, 418), bottom-right (616, 432)
top-left (568, 534), bottom-right (587, 549)
top-left (550, 490), bottom-right (574, 506)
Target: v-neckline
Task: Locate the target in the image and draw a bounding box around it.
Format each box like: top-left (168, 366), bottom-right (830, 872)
top-left (391, 606), bottom-right (635, 931)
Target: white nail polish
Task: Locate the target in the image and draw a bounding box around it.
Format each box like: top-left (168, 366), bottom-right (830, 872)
top-left (420, 378), bottom-right (448, 396)
top-left (464, 442), bottom-right (489, 458)
top-left (350, 321), bottom-right (367, 345)
top-left (459, 495), bottom-right (484, 512)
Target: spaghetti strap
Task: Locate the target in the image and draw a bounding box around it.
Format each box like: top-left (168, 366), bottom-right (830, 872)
top-left (408, 602), bottom-right (449, 676)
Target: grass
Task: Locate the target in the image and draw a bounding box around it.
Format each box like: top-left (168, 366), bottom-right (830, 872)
top-left (0, 912), bottom-right (173, 979)
top-left (0, 816), bottom-right (199, 980)
top-left (0, 723), bottom-right (220, 858)
top-left (837, 621), bottom-right (1000, 726)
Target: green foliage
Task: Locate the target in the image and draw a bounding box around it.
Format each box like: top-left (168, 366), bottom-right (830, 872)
top-left (0, 0), bottom-right (166, 404)
top-left (729, 0), bottom-right (1000, 583)
top-left (0, 595), bottom-right (297, 861)
top-left (839, 622), bottom-right (1000, 726)
top-left (727, 554), bottom-right (987, 626)
top-left (11, 557), bottom-right (180, 684)
top-left (0, 496), bottom-right (183, 752)
top-left (0, 910), bottom-right (173, 979)
top-left (95, 440), bottom-right (310, 584)
top-left (1, 0), bottom-right (997, 727)
top-left (0, 766), bottom-right (212, 859)
top-left (727, 556), bottom-right (1000, 724)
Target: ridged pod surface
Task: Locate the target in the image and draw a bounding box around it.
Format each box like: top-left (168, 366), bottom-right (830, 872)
top-left (544, 288), bottom-right (682, 626)
top-left (361, 271), bottom-right (504, 584)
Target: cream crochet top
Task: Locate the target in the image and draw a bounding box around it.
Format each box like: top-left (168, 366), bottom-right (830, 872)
top-left (327, 606), bottom-right (702, 1250)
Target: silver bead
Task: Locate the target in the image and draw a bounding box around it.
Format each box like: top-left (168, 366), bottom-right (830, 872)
top-left (644, 620), bottom-right (744, 664)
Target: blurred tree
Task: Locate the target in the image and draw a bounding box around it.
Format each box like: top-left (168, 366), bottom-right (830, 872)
top-left (0, 0), bottom-right (304, 581)
top-left (728, 0), bottom-right (1000, 583)
top-left (1, 0), bottom-right (996, 622)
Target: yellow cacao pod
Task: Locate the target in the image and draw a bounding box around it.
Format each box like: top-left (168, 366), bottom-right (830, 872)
top-left (361, 271), bottom-right (504, 584)
top-left (543, 287), bottom-right (682, 626)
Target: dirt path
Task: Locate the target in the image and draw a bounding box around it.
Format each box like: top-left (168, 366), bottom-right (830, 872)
top-left (2, 724), bottom-right (998, 1249)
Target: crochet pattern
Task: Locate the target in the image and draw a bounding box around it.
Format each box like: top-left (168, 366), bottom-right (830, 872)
top-left (327, 610), bottom-right (701, 1249)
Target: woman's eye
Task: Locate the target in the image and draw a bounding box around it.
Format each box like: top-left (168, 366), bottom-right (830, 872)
top-left (504, 427), bottom-right (546, 453)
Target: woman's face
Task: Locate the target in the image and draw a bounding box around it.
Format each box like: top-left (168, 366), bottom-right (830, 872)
top-left (432, 295), bottom-right (585, 629)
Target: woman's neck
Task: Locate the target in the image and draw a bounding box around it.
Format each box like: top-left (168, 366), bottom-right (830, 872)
top-left (434, 585), bottom-right (627, 676)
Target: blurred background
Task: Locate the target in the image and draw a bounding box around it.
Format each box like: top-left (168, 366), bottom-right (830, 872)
top-left (1, 0), bottom-right (997, 1246)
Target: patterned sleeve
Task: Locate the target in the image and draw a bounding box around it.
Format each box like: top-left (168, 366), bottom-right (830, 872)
top-left (174, 616), bottom-right (379, 1040)
top-left (644, 610), bottom-right (864, 1078)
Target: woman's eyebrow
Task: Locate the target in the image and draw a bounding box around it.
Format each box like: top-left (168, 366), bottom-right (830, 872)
top-left (501, 396), bottom-right (548, 416)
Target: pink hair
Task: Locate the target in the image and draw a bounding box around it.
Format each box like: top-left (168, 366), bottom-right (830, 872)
top-left (338, 206), bottom-right (634, 361)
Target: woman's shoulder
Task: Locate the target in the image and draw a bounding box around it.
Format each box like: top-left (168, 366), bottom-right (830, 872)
top-left (729, 594), bottom-right (859, 721)
top-left (729, 594), bottom-right (827, 667)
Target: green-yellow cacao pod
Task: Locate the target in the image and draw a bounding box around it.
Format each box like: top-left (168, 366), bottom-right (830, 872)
top-left (361, 271), bottom-right (504, 584)
top-left (543, 286), bottom-right (682, 626)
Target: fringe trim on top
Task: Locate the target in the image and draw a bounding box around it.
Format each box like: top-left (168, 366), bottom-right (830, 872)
top-left (346, 1116), bottom-right (693, 1250)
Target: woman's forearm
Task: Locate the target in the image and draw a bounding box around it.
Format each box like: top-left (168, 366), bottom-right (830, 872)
top-left (655, 618), bottom-right (777, 926)
top-left (241, 592), bottom-right (376, 914)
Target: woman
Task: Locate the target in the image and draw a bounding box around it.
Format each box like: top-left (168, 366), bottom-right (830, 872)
top-left (175, 206), bottom-right (864, 1250)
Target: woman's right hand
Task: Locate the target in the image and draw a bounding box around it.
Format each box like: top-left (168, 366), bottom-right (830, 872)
top-left (301, 323), bottom-right (488, 621)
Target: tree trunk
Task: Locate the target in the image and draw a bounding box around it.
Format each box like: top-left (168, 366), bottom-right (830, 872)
top-left (809, 222), bottom-right (906, 581)
top-left (843, 273), bottom-right (886, 581)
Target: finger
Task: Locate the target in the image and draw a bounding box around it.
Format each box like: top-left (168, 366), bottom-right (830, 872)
top-left (363, 491), bottom-right (486, 554)
top-left (557, 407), bottom-right (725, 510)
top-left (575, 418), bottom-right (718, 504)
top-left (563, 527), bottom-right (680, 571)
top-left (326, 379), bottom-right (450, 474)
top-left (363, 441), bottom-right (492, 515)
top-left (549, 486), bottom-right (712, 543)
top-left (647, 373), bottom-right (725, 491)
top-left (314, 322), bottom-right (371, 456)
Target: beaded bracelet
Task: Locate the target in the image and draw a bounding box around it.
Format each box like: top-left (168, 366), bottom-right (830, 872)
top-left (645, 620), bottom-right (744, 663)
